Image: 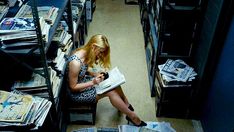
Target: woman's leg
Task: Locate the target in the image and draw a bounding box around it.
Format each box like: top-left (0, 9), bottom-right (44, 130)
top-left (97, 90), bottom-right (142, 125)
top-left (96, 86), bottom-right (131, 107)
top-left (114, 86), bottom-right (130, 106)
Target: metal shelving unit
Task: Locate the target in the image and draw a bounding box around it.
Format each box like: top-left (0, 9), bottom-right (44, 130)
top-left (139, 0), bottom-right (202, 97)
top-left (139, 0), bottom-right (203, 118)
top-left (0, 0), bottom-right (80, 131)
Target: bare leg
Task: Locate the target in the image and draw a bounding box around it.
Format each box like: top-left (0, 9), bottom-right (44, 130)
top-left (97, 90), bottom-right (142, 125)
top-left (114, 86), bottom-right (130, 107)
top-left (96, 86), bottom-right (130, 107)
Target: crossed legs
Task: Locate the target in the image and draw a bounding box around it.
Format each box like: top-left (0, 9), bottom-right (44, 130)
top-left (96, 86), bottom-right (142, 125)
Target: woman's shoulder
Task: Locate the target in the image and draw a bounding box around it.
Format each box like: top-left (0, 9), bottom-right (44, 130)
top-left (68, 50), bottom-right (86, 63)
top-left (67, 54), bottom-right (79, 62)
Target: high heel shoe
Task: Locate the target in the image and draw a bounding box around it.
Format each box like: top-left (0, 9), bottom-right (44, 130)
top-left (128, 104), bottom-right (134, 111)
top-left (126, 116), bottom-right (147, 127)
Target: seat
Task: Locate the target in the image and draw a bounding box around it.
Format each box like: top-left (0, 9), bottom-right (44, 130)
top-left (64, 70), bottom-right (97, 125)
top-left (67, 99), bottom-right (97, 125)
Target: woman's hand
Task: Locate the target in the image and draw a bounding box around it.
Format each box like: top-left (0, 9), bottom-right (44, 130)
top-left (92, 74), bottom-right (104, 84)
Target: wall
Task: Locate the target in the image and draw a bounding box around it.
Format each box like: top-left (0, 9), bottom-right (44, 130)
top-left (190, 0), bottom-right (225, 118)
top-left (201, 16), bottom-right (234, 132)
top-left (191, 0), bottom-right (234, 130)
top-left (190, 0), bottom-right (234, 120)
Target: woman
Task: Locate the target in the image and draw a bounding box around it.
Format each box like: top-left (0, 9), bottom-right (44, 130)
top-left (67, 34), bottom-right (146, 126)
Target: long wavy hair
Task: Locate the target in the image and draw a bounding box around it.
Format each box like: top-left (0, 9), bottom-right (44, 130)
top-left (74, 34), bottom-right (111, 69)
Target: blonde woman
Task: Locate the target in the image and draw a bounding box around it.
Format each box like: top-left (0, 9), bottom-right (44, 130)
top-left (67, 34), bottom-right (146, 126)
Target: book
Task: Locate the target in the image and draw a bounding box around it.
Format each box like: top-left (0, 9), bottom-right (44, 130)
top-left (96, 67), bottom-right (126, 94)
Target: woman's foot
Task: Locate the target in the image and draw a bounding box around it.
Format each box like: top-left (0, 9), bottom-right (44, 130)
top-left (126, 116), bottom-right (147, 127)
top-left (128, 104), bottom-right (134, 111)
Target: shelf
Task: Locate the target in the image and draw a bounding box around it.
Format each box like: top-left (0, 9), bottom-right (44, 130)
top-left (146, 14), bottom-right (158, 97)
top-left (158, 0), bottom-right (201, 11)
top-left (155, 71), bottom-right (193, 118)
top-left (1, 0), bottom-right (70, 55)
top-left (148, 14), bottom-right (158, 51)
top-left (156, 102), bottom-right (190, 118)
top-left (0, 0), bottom-right (77, 131)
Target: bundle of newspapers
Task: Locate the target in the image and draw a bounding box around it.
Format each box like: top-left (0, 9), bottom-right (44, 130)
top-left (0, 90), bottom-right (52, 130)
top-left (11, 67), bottom-right (62, 99)
top-left (72, 121), bottom-right (176, 132)
top-left (158, 59), bottom-right (197, 85)
top-left (118, 121), bottom-right (176, 132)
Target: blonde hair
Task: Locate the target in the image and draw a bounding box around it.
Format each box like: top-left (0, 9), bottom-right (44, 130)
top-left (75, 34), bottom-right (111, 69)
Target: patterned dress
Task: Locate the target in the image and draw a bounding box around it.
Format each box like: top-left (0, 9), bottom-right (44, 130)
top-left (67, 55), bottom-right (96, 103)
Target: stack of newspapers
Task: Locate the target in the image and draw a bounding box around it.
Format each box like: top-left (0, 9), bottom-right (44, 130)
top-left (118, 121), bottom-right (176, 132)
top-left (158, 59), bottom-right (197, 85)
top-left (72, 121), bottom-right (176, 132)
top-left (0, 90), bottom-right (52, 130)
top-left (0, 4), bottom-right (59, 51)
top-left (0, 17), bottom-right (47, 51)
top-left (11, 67), bottom-right (61, 98)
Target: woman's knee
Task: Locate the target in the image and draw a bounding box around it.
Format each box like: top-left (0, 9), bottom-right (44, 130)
top-left (106, 90), bottom-right (119, 96)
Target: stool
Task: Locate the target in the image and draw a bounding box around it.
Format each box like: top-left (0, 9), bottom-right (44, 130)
top-left (64, 70), bottom-right (97, 125)
top-left (68, 100), bottom-right (97, 125)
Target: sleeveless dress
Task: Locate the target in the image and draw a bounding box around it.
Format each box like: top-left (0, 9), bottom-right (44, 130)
top-left (67, 55), bottom-right (97, 103)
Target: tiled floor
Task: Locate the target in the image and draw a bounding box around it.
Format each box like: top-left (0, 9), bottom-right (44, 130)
top-left (66, 0), bottom-right (195, 131)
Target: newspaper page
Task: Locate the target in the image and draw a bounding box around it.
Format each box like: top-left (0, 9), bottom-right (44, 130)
top-left (160, 59), bottom-right (194, 82)
top-left (118, 121), bottom-right (176, 132)
top-left (0, 90), bottom-right (33, 123)
top-left (96, 67), bottom-right (126, 94)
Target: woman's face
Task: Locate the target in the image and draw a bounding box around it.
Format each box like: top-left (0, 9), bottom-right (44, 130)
top-left (94, 46), bottom-right (105, 60)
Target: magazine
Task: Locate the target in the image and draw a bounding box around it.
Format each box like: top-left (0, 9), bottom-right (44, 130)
top-left (159, 59), bottom-right (194, 82)
top-left (0, 17), bottom-right (35, 31)
top-left (0, 90), bottom-right (33, 123)
top-left (96, 67), bottom-right (126, 94)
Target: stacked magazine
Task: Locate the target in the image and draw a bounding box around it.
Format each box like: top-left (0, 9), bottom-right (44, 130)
top-left (158, 59), bottom-right (197, 85)
top-left (0, 17), bottom-right (49, 51)
top-left (0, 90), bottom-right (52, 130)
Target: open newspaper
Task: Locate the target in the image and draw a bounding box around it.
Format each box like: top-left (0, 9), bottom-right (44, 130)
top-left (96, 67), bottom-right (126, 94)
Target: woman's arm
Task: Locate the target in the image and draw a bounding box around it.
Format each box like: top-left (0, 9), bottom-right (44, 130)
top-left (68, 60), bottom-right (104, 92)
top-left (87, 67), bottom-right (108, 77)
top-left (87, 70), bottom-right (99, 77)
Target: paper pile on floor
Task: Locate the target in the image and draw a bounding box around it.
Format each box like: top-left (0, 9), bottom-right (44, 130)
top-left (119, 121), bottom-right (176, 132)
top-left (72, 121), bottom-right (176, 132)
